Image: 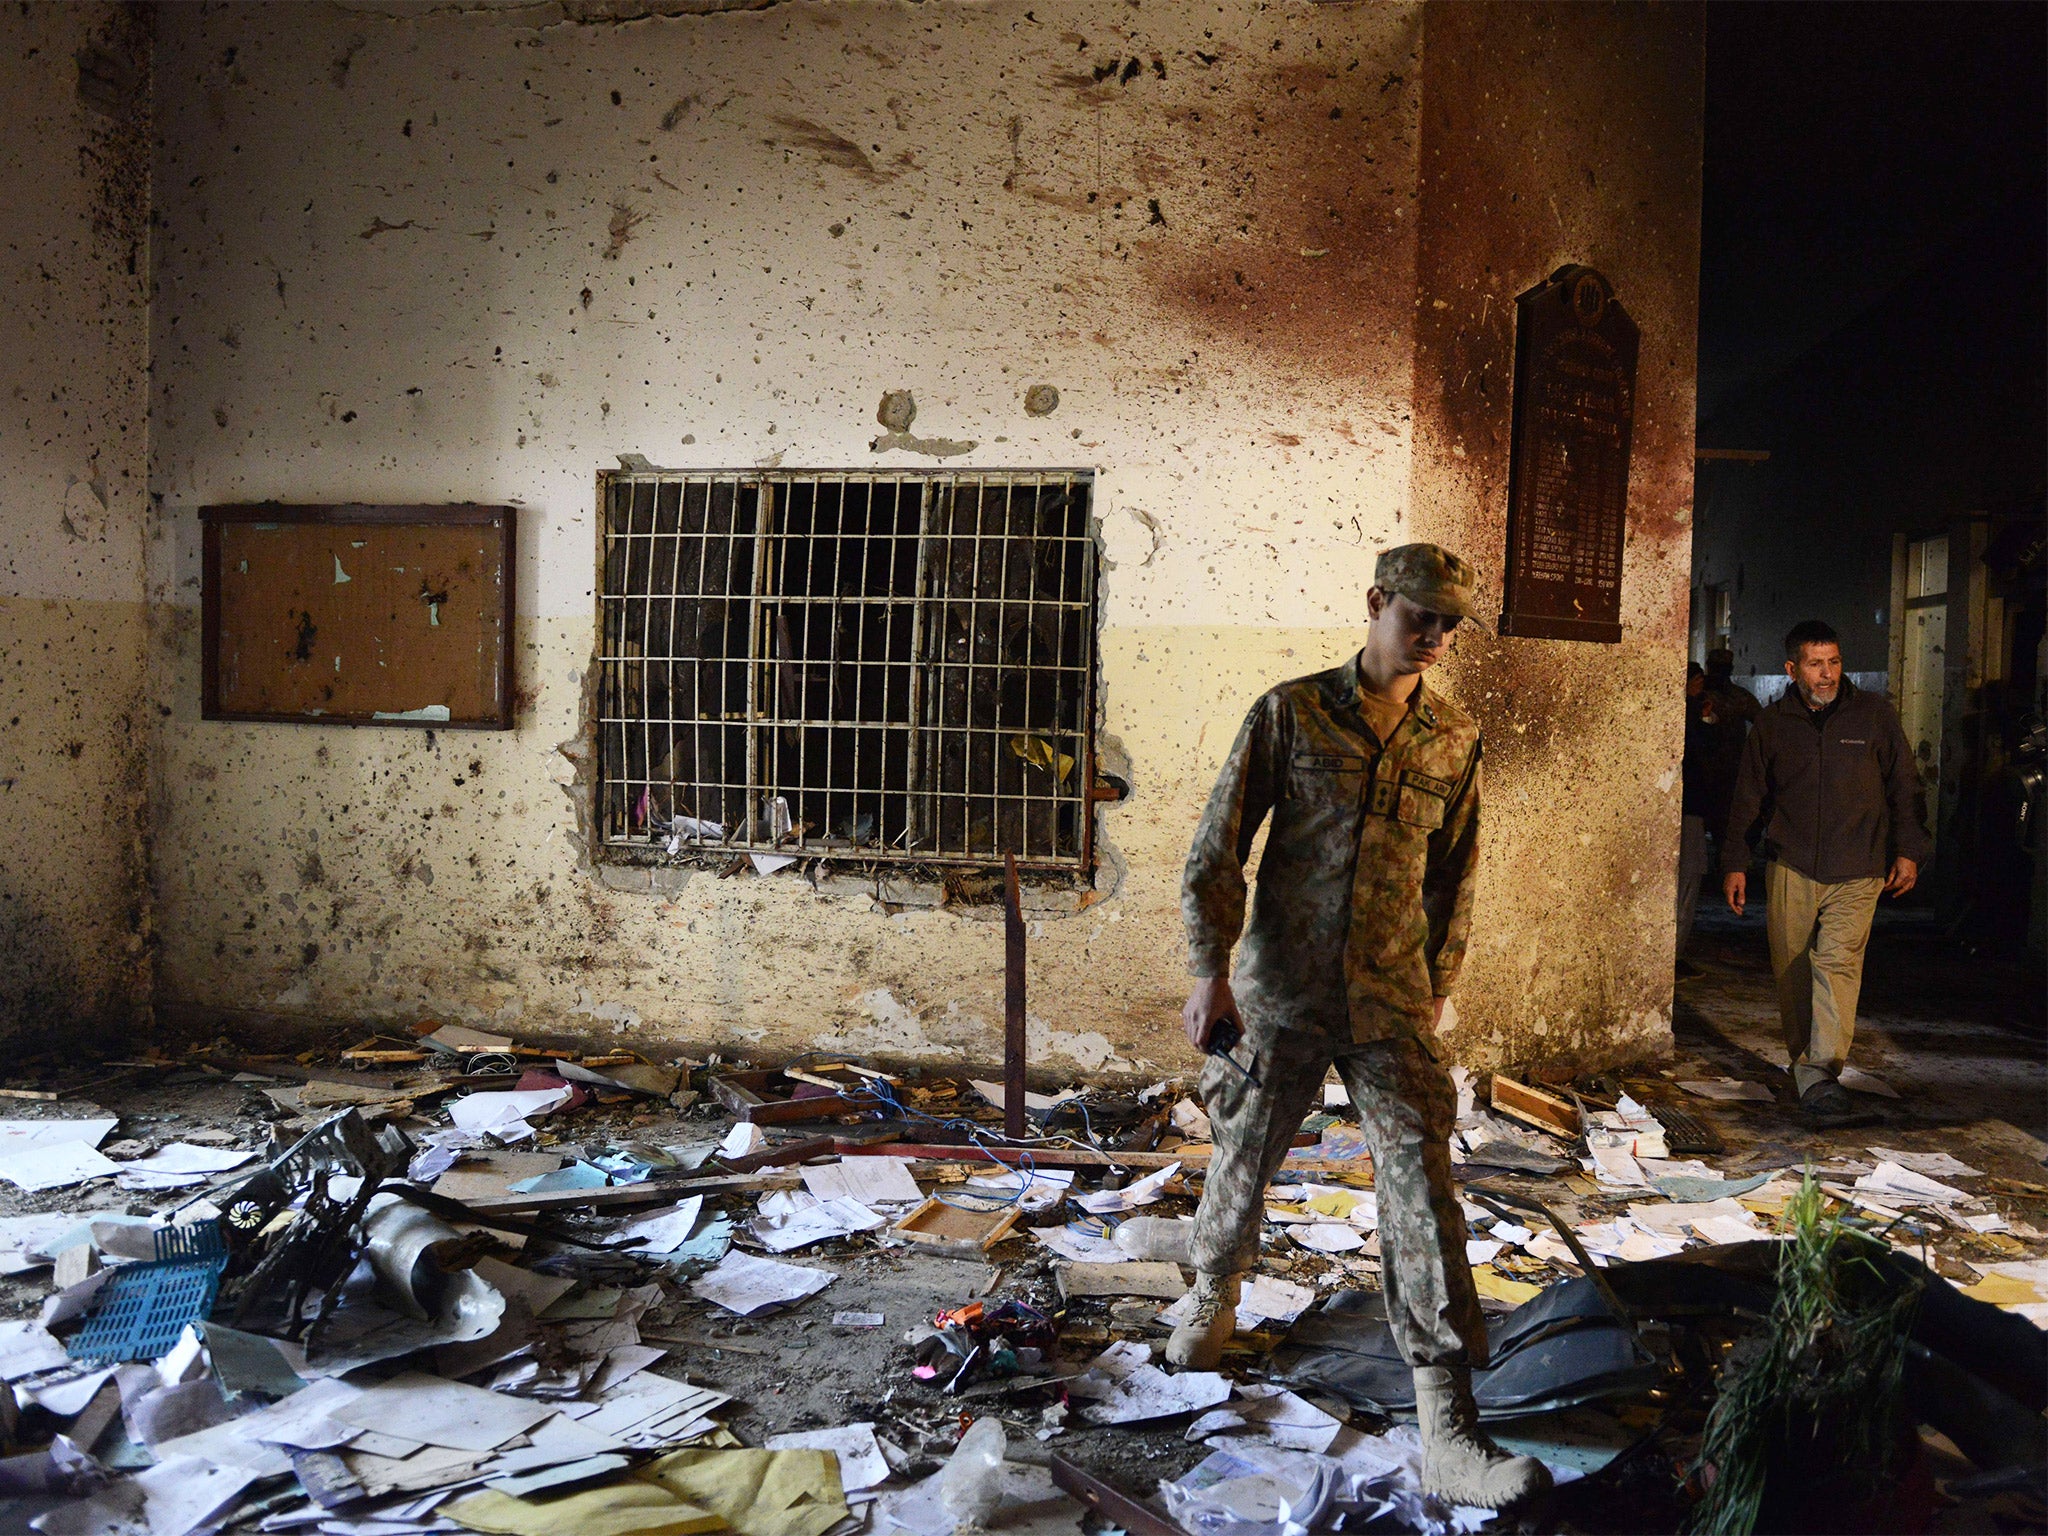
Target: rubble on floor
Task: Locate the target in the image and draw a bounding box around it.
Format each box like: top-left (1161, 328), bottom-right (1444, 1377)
top-left (0, 1027), bottom-right (2040, 1535)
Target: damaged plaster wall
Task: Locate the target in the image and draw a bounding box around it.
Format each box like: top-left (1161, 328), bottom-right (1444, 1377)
top-left (1408, 1), bottom-right (1704, 1067)
top-left (0, 4), bottom-right (154, 1045)
top-left (144, 1), bottom-right (1696, 1075)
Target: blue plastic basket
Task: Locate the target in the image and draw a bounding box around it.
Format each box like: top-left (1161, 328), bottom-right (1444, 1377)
top-left (67, 1223), bottom-right (229, 1364)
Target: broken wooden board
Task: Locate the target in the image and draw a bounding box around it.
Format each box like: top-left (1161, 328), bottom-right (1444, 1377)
top-left (1490, 1075), bottom-right (1582, 1139)
top-left (1056, 1261), bottom-right (1187, 1301)
top-left (890, 1196), bottom-right (1022, 1257)
top-left (465, 1171), bottom-right (799, 1216)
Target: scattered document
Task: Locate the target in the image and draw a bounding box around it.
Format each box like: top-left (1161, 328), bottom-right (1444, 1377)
top-left (1072, 1339), bottom-right (1231, 1425)
top-left (1075, 1165), bottom-right (1178, 1215)
top-left (1186, 1383), bottom-right (1345, 1454)
top-left (766, 1422), bottom-right (892, 1491)
top-left (0, 1140), bottom-right (118, 1193)
top-left (1294, 1223), bottom-right (1368, 1254)
top-left (1031, 1221), bottom-right (1127, 1264)
top-left (618, 1197), bottom-right (706, 1255)
top-left (1867, 1147), bottom-right (1982, 1179)
top-left (963, 1166), bottom-right (1073, 1212)
top-left (446, 1088), bottom-right (574, 1143)
top-left (800, 1157), bottom-right (924, 1206)
top-left (969, 1080), bottom-right (1082, 1114)
top-left (749, 1195), bottom-right (886, 1253)
top-left (333, 1371), bottom-right (555, 1452)
top-left (0, 1119), bottom-right (116, 1153)
top-left (689, 1252), bottom-right (835, 1316)
top-left (1855, 1161), bottom-right (1973, 1207)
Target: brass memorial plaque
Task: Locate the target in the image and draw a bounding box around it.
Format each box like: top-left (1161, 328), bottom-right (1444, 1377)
top-left (1499, 266), bottom-right (1638, 643)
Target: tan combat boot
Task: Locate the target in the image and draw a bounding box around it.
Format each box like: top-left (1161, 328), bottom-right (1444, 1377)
top-left (1413, 1365), bottom-right (1552, 1510)
top-left (1165, 1272), bottom-right (1241, 1369)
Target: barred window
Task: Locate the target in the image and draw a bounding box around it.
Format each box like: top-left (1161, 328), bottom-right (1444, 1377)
top-left (597, 469), bottom-right (1099, 873)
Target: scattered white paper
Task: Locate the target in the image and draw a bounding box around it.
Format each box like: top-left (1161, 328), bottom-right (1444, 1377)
top-left (1159, 1275), bottom-right (1315, 1336)
top-left (445, 1088), bottom-right (573, 1143)
top-left (1490, 1222), bottom-right (1535, 1246)
top-left (1294, 1223), bottom-right (1367, 1254)
top-left (689, 1251), bottom-right (835, 1316)
top-left (969, 1080), bottom-right (1082, 1114)
top-left (1075, 1165), bottom-right (1178, 1215)
top-left (15, 1365), bottom-right (114, 1417)
top-left (1961, 1211), bottom-right (2010, 1235)
top-left (751, 853), bottom-right (799, 874)
top-left (1675, 1078), bottom-right (1774, 1103)
top-left (1586, 1143), bottom-right (1652, 1190)
top-left (750, 1195), bottom-right (886, 1252)
top-left (767, 1422), bottom-right (892, 1490)
top-left (1693, 1214), bottom-right (1773, 1247)
top-left (964, 1166), bottom-right (1074, 1213)
top-left (0, 1141), bottom-right (118, 1192)
top-left (801, 1157), bottom-right (924, 1206)
top-left (720, 1122), bottom-right (767, 1159)
top-left (0, 1320), bottom-right (75, 1380)
top-left (1867, 1147), bottom-right (1982, 1179)
top-left (1465, 1239), bottom-right (1504, 1266)
top-left (1032, 1221), bottom-right (1126, 1264)
top-left (617, 1196), bottom-right (705, 1255)
top-left (134, 1454), bottom-right (262, 1536)
top-left (334, 1371), bottom-right (554, 1451)
top-left (1855, 1161), bottom-right (1973, 1208)
top-left (122, 1143), bottom-right (259, 1176)
top-left (1186, 1382), bottom-right (1344, 1454)
top-left (0, 1213), bottom-right (88, 1273)
top-left (0, 1119), bottom-right (116, 1152)
top-left (832, 1311), bottom-right (885, 1328)
top-left (1072, 1339), bottom-right (1232, 1425)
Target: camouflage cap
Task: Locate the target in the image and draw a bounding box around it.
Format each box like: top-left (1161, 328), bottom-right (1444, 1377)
top-left (1374, 542), bottom-right (1481, 620)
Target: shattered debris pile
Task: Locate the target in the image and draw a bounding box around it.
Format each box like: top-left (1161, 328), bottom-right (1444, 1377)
top-left (0, 1029), bottom-right (2041, 1534)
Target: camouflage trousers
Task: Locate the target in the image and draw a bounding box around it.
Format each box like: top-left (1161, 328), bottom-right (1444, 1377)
top-left (1189, 1017), bottom-right (1489, 1368)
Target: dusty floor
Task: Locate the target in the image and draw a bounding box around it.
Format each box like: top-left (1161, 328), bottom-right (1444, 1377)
top-left (0, 905), bottom-right (2040, 1533)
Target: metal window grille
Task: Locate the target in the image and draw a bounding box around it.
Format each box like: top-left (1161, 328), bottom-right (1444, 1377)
top-left (597, 469), bottom-right (1098, 872)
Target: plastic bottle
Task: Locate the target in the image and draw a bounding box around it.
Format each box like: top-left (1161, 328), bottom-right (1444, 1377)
top-left (1114, 1215), bottom-right (1194, 1264)
top-left (940, 1417), bottom-right (1007, 1527)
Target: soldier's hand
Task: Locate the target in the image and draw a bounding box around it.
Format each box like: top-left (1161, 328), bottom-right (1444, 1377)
top-left (1183, 976), bottom-right (1238, 1053)
top-left (1723, 871), bottom-right (1746, 916)
top-left (1884, 856), bottom-right (1918, 897)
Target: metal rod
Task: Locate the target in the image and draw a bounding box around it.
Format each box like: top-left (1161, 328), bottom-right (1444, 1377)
top-left (1003, 850), bottom-right (1026, 1141)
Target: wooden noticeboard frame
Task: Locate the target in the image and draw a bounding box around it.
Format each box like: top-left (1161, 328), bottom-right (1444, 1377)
top-left (200, 503), bottom-right (516, 730)
top-left (1499, 265), bottom-right (1639, 644)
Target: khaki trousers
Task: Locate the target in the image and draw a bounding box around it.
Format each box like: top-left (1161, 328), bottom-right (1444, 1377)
top-left (1676, 814), bottom-right (1711, 961)
top-left (1764, 861), bottom-right (1884, 1095)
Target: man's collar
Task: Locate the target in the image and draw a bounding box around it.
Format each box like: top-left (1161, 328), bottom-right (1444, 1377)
top-left (1333, 650), bottom-right (1439, 730)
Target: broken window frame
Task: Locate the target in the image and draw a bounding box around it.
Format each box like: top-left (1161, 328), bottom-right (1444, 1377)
top-left (593, 467), bottom-right (1101, 876)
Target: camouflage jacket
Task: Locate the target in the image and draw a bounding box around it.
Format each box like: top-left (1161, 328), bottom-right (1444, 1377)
top-left (1182, 651), bottom-right (1483, 1043)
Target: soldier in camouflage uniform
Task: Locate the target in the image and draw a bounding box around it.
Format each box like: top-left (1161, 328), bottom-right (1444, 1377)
top-left (1172, 544), bottom-right (1550, 1513)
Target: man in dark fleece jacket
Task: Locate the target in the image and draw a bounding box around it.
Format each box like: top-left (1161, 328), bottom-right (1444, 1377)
top-left (1721, 620), bottom-right (1932, 1118)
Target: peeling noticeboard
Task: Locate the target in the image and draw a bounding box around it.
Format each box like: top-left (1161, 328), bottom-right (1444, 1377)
top-left (1499, 266), bottom-right (1638, 644)
top-left (200, 504), bottom-right (515, 729)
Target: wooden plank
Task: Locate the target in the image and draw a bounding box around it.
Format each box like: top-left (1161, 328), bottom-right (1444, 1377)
top-left (465, 1171), bottom-right (799, 1215)
top-left (1490, 1075), bottom-right (1582, 1139)
top-left (826, 1137), bottom-right (1334, 1171)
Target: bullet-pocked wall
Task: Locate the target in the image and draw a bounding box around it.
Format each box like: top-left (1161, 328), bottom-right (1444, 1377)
top-left (0, 4), bottom-right (154, 1046)
top-left (1409, 1), bottom-right (1704, 1066)
top-left (146, 1), bottom-right (1700, 1077)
